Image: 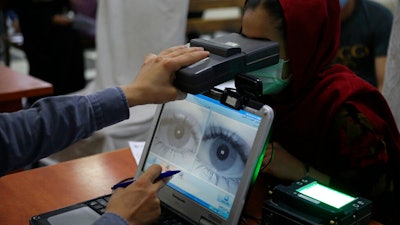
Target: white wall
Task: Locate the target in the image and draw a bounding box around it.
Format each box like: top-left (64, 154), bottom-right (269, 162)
top-left (371, 0), bottom-right (398, 13)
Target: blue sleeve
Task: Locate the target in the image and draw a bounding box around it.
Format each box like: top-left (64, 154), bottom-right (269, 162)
top-left (0, 87), bottom-right (129, 176)
top-left (92, 212), bottom-right (130, 225)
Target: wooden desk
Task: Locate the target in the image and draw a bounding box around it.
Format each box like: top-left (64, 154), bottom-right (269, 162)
top-left (187, 0), bottom-right (245, 35)
top-left (0, 148), bottom-right (382, 225)
top-left (0, 148), bottom-right (135, 225)
top-left (0, 65), bottom-right (53, 112)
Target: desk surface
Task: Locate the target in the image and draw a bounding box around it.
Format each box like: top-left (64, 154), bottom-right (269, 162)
top-left (0, 65), bottom-right (53, 102)
top-left (0, 148), bottom-right (382, 225)
top-left (0, 148), bottom-right (135, 225)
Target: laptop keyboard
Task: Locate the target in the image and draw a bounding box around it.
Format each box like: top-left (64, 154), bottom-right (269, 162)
top-left (84, 194), bottom-right (191, 225)
top-left (85, 194), bottom-right (111, 215)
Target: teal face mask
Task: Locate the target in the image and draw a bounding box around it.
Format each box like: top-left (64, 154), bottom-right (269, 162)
top-left (245, 59), bottom-right (290, 95)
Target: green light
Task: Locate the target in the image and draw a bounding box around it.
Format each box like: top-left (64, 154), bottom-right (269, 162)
top-left (251, 134), bottom-right (271, 184)
top-left (297, 182), bottom-right (356, 209)
top-left (252, 146), bottom-right (265, 184)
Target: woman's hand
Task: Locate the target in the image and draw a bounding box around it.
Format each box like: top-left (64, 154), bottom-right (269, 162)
top-left (262, 142), bottom-right (330, 185)
top-left (262, 142), bottom-right (307, 181)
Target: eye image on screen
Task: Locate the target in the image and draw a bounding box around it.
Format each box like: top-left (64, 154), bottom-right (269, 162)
top-left (192, 111), bottom-right (258, 194)
top-left (151, 100), bottom-right (209, 169)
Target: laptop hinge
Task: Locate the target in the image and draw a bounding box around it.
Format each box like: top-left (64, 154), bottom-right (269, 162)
top-left (199, 217), bottom-right (218, 225)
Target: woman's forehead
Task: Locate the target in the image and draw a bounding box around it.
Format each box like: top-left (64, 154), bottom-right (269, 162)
top-left (242, 6), bottom-right (277, 40)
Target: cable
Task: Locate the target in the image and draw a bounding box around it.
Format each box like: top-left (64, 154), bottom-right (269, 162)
top-left (260, 142), bottom-right (274, 172)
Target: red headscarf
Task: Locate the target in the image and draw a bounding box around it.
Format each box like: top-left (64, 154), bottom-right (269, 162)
top-left (266, 0), bottom-right (400, 197)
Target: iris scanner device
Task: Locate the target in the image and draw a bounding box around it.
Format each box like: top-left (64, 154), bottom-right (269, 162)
top-left (262, 177), bottom-right (373, 225)
top-left (174, 33), bottom-right (279, 94)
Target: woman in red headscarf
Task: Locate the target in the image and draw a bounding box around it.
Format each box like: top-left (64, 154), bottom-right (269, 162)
top-left (241, 0), bottom-right (400, 224)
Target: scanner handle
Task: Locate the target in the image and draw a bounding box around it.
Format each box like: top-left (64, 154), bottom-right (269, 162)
top-left (190, 38), bottom-right (241, 57)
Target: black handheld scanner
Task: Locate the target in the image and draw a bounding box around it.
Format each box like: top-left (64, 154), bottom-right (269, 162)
top-left (174, 33), bottom-right (279, 94)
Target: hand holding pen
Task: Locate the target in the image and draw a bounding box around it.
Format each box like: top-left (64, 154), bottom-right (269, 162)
top-left (112, 170), bottom-right (181, 190)
top-left (105, 165), bottom-right (177, 224)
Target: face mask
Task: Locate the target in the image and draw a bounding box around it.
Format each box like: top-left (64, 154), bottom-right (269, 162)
top-left (245, 59), bottom-right (290, 95)
top-left (340, 0), bottom-right (349, 8)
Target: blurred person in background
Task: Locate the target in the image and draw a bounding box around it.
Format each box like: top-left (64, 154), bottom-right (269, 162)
top-left (70, 0), bottom-right (97, 46)
top-left (333, 0), bottom-right (393, 91)
top-left (6, 0), bottom-right (86, 98)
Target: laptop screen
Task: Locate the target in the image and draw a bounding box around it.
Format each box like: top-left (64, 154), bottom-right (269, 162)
top-left (142, 93), bottom-right (262, 219)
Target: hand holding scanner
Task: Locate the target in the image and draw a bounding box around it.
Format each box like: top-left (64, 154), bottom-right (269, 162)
top-left (174, 33), bottom-right (279, 94)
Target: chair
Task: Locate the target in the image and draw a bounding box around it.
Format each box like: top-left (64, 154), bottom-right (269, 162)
top-left (186, 0), bottom-right (245, 37)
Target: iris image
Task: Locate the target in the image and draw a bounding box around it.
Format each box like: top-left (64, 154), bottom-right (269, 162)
top-left (193, 112), bottom-right (255, 194)
top-left (151, 99), bottom-right (257, 194)
top-left (151, 100), bottom-right (208, 169)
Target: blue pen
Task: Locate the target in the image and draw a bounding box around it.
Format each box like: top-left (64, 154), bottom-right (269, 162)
top-left (111, 170), bottom-right (181, 190)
